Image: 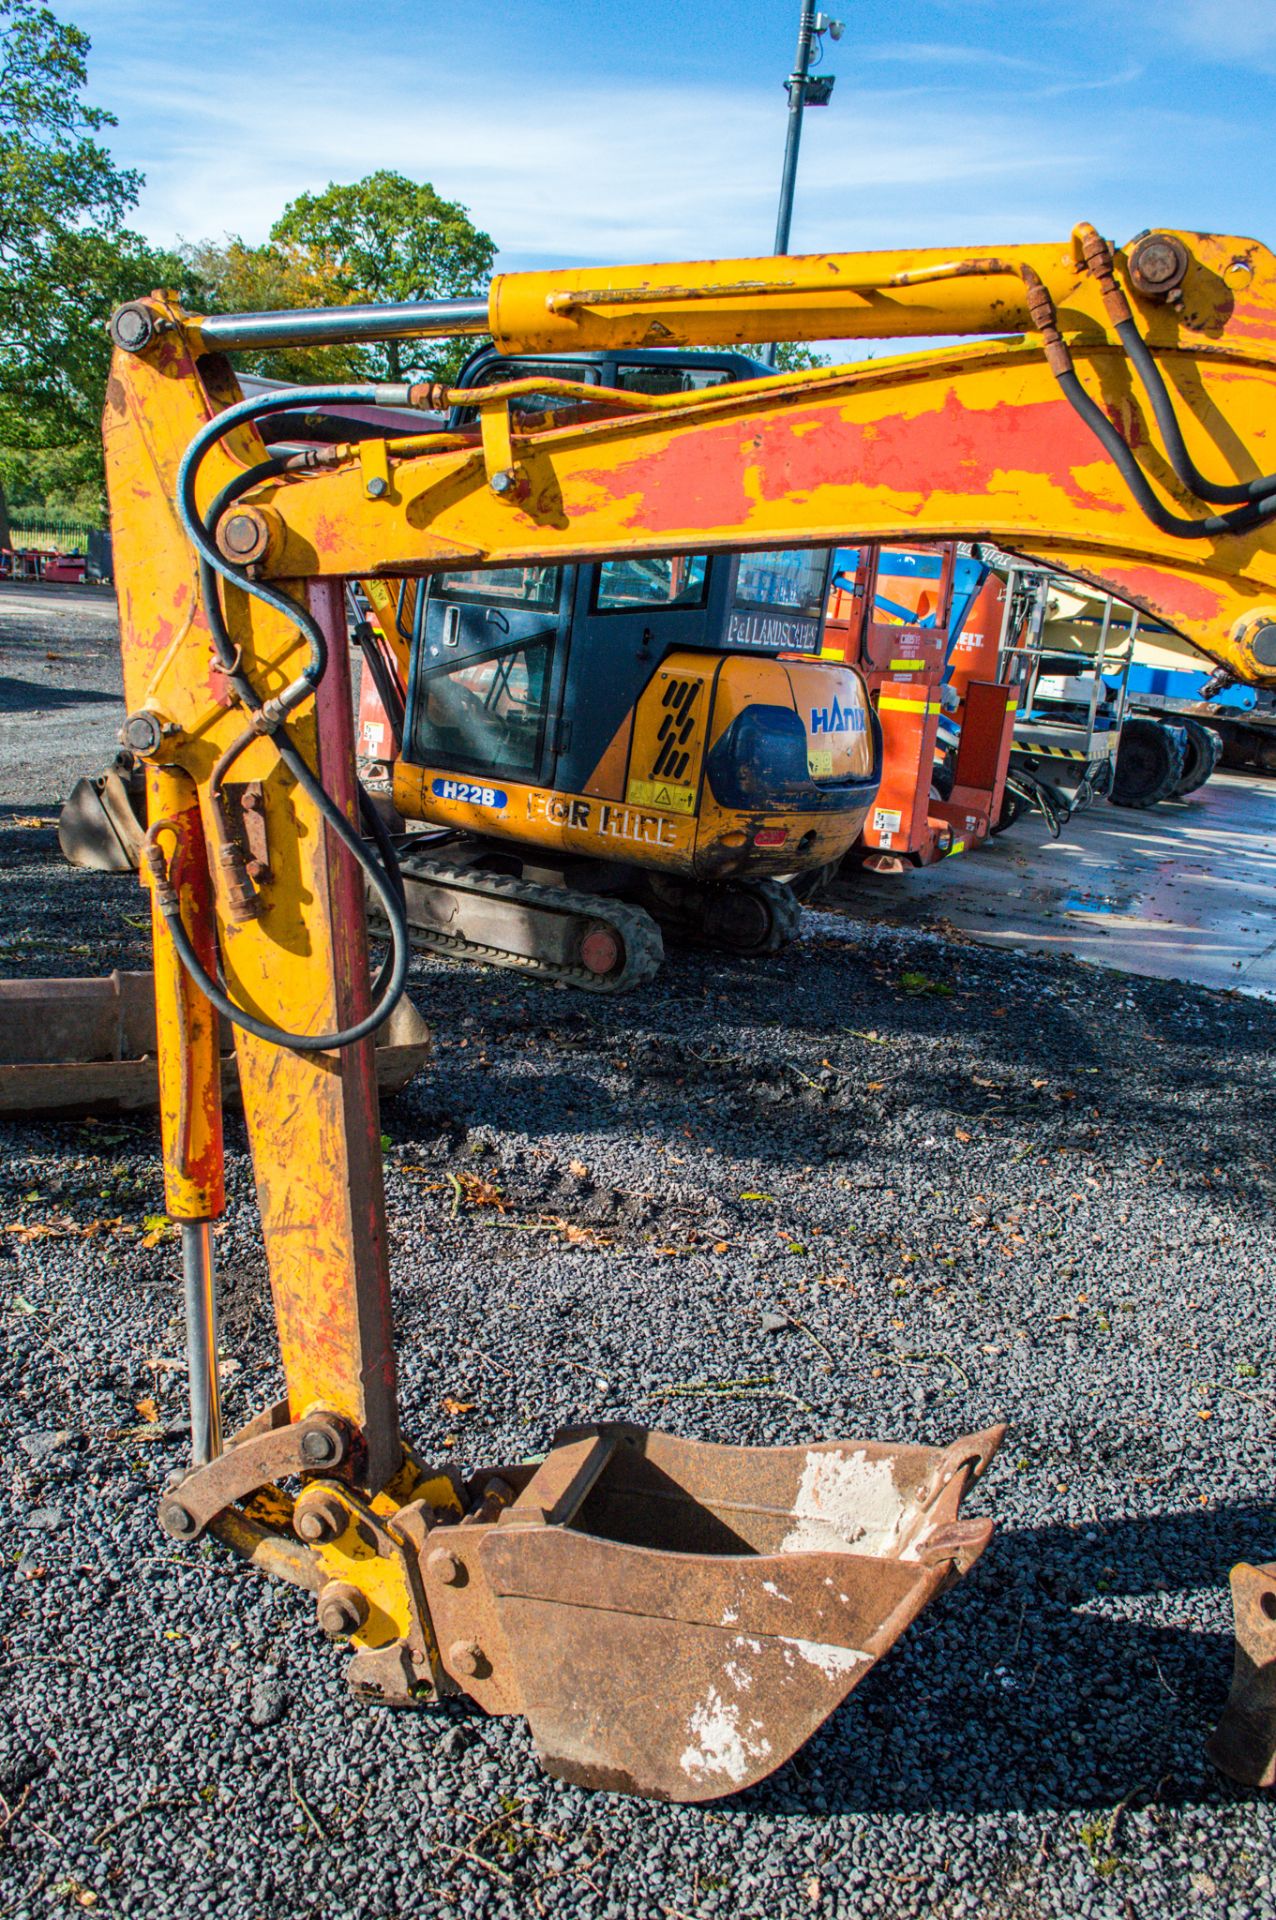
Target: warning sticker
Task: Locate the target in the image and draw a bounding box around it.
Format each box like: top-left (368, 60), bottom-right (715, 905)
top-left (806, 749), bottom-right (834, 779)
top-left (626, 778), bottom-right (695, 814)
top-left (873, 807), bottom-right (902, 833)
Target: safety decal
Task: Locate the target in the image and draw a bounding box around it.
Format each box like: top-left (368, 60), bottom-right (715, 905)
top-left (626, 778), bottom-right (696, 814)
top-left (872, 807), bottom-right (902, 833)
top-left (807, 749), bottom-right (834, 779)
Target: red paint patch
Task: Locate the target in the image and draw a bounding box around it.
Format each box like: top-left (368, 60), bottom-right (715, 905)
top-left (572, 416), bottom-right (754, 535)
top-left (1086, 563), bottom-right (1226, 628)
top-left (748, 388), bottom-right (1124, 518)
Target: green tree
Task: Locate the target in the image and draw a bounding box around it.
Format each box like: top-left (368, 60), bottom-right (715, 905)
top-left (0, 1), bottom-right (173, 512)
top-left (178, 235), bottom-right (368, 384)
top-left (271, 171), bottom-right (496, 381)
top-left (772, 341), bottom-right (832, 373)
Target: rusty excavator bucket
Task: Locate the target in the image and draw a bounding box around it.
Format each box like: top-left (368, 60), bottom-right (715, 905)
top-left (1207, 1562), bottom-right (1276, 1789)
top-left (58, 750), bottom-right (146, 872)
top-left (174, 1415), bottom-right (1003, 1802)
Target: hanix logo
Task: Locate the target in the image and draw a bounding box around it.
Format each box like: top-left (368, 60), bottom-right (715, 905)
top-left (810, 696), bottom-right (865, 736)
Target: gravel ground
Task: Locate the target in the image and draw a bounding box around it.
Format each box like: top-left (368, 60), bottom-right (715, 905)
top-left (2, 584), bottom-right (1275, 1918)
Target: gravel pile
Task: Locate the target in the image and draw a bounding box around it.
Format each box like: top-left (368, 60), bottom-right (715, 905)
top-left (1, 584), bottom-right (1273, 1917)
top-left (1, 824), bottom-right (1274, 1920)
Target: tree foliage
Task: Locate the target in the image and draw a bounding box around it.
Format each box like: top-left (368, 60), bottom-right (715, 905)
top-left (0, 1), bottom-right (177, 508)
top-left (177, 236), bottom-right (370, 384)
top-left (0, 9), bottom-right (499, 510)
top-left (270, 171), bottom-right (496, 381)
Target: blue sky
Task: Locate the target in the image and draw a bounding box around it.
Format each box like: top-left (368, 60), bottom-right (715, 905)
top-left (71, 0), bottom-right (1276, 278)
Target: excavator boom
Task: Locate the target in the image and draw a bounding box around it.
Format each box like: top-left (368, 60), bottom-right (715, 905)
top-left (103, 221), bottom-right (1276, 1798)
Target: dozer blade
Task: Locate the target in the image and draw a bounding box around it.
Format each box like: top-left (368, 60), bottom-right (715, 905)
top-left (58, 754), bottom-right (146, 871)
top-left (414, 1420), bottom-right (1004, 1801)
top-left (1207, 1561), bottom-right (1276, 1788)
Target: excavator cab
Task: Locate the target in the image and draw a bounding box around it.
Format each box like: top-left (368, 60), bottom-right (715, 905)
top-left (370, 346), bottom-right (883, 989)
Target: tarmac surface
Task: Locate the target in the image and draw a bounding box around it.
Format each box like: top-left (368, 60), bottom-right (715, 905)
top-left (837, 774), bottom-right (1276, 1001)
top-left (1, 581), bottom-right (1274, 1919)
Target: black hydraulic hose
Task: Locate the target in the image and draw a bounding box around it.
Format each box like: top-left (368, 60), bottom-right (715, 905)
top-left (1113, 316), bottom-right (1276, 508)
top-left (1055, 368), bottom-right (1276, 540)
top-left (161, 389), bottom-right (416, 1050)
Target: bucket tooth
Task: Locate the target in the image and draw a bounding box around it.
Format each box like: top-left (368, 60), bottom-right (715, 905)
top-left (418, 1421), bottom-right (1003, 1801)
top-left (1208, 1561), bottom-right (1276, 1788)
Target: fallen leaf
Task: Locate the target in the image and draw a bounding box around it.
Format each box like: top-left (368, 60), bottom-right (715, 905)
top-left (955, 1129), bottom-right (972, 1144)
top-left (441, 1396), bottom-right (475, 1417)
top-left (712, 1240), bottom-right (730, 1255)
top-left (134, 1396), bottom-right (159, 1423)
top-left (739, 1191), bottom-right (775, 1203)
top-left (568, 1158), bottom-right (589, 1178)
top-left (866, 1080), bottom-right (885, 1094)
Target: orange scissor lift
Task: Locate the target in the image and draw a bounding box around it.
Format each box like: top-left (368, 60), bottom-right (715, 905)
top-left (820, 543), bottom-right (1022, 869)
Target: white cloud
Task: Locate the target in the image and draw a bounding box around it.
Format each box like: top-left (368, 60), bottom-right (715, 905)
top-left (91, 48), bottom-right (1117, 273)
top-left (1171, 0), bottom-right (1276, 59)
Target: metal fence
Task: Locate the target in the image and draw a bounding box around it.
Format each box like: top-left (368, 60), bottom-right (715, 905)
top-left (6, 508), bottom-right (102, 555)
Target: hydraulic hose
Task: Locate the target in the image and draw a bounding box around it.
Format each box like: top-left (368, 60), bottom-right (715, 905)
top-left (1112, 316), bottom-right (1276, 508)
top-left (1072, 226), bottom-right (1276, 512)
top-left (160, 387), bottom-right (418, 1051)
top-left (1054, 367), bottom-right (1276, 540)
top-left (1020, 265), bottom-right (1276, 541)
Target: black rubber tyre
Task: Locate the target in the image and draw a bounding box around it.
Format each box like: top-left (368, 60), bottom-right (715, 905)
top-left (1110, 718), bottom-right (1187, 809)
top-left (992, 784), bottom-right (1028, 835)
top-left (1171, 717), bottom-right (1223, 797)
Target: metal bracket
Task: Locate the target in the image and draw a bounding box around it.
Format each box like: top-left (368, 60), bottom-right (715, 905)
top-left (158, 1402), bottom-right (354, 1540)
top-left (221, 780), bottom-right (272, 885)
top-left (477, 396), bottom-right (528, 499)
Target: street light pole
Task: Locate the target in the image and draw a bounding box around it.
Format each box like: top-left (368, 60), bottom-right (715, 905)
top-left (761, 4), bottom-right (843, 367)
top-left (773, 4), bottom-right (818, 262)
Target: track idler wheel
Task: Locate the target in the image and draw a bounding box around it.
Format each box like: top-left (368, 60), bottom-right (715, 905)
top-left (1207, 1561), bottom-right (1276, 1788)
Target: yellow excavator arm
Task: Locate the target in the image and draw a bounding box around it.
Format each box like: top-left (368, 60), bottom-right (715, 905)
top-left (102, 221), bottom-right (1276, 1800)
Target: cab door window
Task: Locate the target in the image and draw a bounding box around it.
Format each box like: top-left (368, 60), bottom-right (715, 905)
top-left (414, 637), bottom-right (553, 780)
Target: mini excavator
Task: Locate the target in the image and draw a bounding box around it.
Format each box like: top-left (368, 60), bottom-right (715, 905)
top-left (350, 346), bottom-right (882, 990)
top-left (66, 347), bottom-right (884, 990)
top-left (103, 223), bottom-right (1276, 1798)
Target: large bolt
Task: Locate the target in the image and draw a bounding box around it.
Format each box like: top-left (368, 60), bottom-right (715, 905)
top-left (317, 1581), bottom-right (369, 1639)
top-left (448, 1638), bottom-right (485, 1678)
top-left (160, 1501), bottom-right (197, 1538)
top-left (218, 510), bottom-right (270, 563)
top-left (1128, 233), bottom-right (1190, 301)
top-left (111, 303), bottom-right (154, 353)
top-left (426, 1546), bottom-right (464, 1586)
top-left (300, 1424), bottom-right (342, 1468)
top-left (120, 710), bottom-right (168, 759)
top-left (294, 1491), bottom-right (347, 1544)
top-left (365, 475), bottom-right (388, 499)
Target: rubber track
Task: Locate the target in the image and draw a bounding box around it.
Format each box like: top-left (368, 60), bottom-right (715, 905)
top-left (384, 856), bottom-right (665, 994)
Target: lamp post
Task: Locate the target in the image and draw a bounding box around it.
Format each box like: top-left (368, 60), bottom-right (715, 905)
top-left (761, 5), bottom-right (844, 367)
